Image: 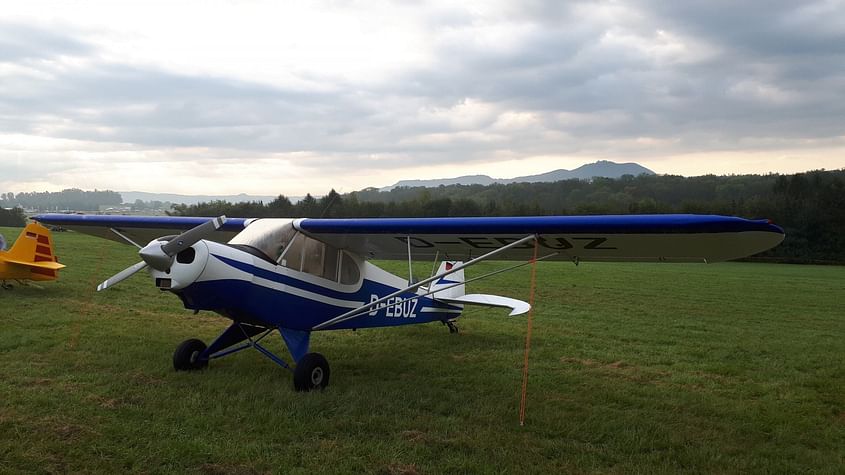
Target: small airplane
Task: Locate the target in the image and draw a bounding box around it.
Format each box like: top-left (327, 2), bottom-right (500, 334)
top-left (33, 213), bottom-right (784, 390)
top-left (0, 222), bottom-right (65, 290)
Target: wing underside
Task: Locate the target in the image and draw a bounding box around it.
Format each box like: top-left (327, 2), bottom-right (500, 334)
top-left (294, 215), bottom-right (785, 263)
top-left (32, 215), bottom-right (248, 246)
top-left (33, 213), bottom-right (785, 263)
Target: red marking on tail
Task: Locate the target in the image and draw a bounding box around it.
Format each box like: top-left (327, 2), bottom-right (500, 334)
top-left (445, 262), bottom-right (454, 271)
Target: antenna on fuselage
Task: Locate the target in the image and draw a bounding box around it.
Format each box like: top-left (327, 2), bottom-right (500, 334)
top-left (318, 188), bottom-right (343, 218)
top-left (406, 234), bottom-right (414, 285)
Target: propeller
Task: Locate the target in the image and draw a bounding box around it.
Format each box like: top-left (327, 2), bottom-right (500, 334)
top-left (161, 216), bottom-right (226, 257)
top-left (96, 216), bottom-right (227, 291)
top-left (97, 261), bottom-right (148, 291)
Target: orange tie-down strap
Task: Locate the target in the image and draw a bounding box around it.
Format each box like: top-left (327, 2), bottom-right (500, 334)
top-left (519, 236), bottom-right (539, 426)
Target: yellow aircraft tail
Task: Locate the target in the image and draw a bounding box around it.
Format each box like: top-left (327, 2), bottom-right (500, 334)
top-left (1, 222), bottom-right (65, 281)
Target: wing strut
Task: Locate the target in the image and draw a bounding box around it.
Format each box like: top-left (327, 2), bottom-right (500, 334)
top-left (109, 227), bottom-right (143, 249)
top-left (428, 251), bottom-right (440, 280)
top-left (428, 250), bottom-right (557, 293)
top-left (312, 234), bottom-right (537, 330)
top-left (315, 250), bottom-right (558, 323)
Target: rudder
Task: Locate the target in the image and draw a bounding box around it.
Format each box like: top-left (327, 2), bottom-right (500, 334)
top-left (6, 222), bottom-right (63, 280)
top-left (429, 261), bottom-right (465, 299)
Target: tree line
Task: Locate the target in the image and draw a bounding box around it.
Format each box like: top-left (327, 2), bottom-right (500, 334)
top-left (0, 207), bottom-right (26, 227)
top-left (170, 170), bottom-right (845, 264)
top-left (1, 189), bottom-right (122, 211)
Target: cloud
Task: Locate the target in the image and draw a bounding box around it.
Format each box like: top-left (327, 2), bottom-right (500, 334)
top-left (1, 2), bottom-right (844, 195)
top-left (388, 1), bottom-right (845, 143)
top-left (0, 21), bottom-right (94, 62)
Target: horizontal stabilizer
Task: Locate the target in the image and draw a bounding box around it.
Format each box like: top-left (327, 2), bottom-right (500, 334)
top-left (435, 293), bottom-right (530, 316)
top-left (3, 258), bottom-right (65, 270)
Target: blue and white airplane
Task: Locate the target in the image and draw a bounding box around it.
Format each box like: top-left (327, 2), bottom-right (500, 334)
top-left (34, 213), bottom-right (784, 391)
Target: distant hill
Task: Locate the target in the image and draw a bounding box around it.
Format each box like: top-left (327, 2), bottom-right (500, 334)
top-left (120, 191), bottom-right (287, 205)
top-left (382, 160), bottom-right (655, 190)
top-left (510, 161), bottom-right (655, 182)
top-left (381, 175), bottom-right (498, 189)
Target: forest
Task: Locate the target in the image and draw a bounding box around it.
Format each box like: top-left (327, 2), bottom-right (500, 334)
top-left (169, 169), bottom-right (845, 264)
top-left (0, 189), bottom-right (122, 211)
top-left (0, 207), bottom-right (26, 227)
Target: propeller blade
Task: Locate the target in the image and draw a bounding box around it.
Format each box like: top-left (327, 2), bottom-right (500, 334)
top-left (97, 261), bottom-right (148, 291)
top-left (160, 216), bottom-right (227, 257)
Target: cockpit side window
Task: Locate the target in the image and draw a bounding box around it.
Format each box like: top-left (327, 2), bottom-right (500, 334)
top-left (339, 252), bottom-right (360, 284)
top-left (301, 237), bottom-right (325, 276)
top-left (322, 247), bottom-right (339, 281)
top-left (233, 220), bottom-right (356, 285)
top-left (280, 233), bottom-right (304, 270)
top-left (280, 234), bottom-right (343, 283)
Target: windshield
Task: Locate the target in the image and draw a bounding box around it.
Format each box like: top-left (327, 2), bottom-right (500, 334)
top-left (228, 218), bottom-right (360, 284)
top-left (228, 218), bottom-right (296, 262)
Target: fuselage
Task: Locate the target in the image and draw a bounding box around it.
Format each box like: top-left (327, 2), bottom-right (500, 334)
top-left (151, 240), bottom-right (462, 331)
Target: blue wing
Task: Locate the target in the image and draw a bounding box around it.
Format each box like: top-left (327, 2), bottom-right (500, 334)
top-left (293, 215), bottom-right (785, 263)
top-left (34, 213), bottom-right (785, 263)
top-left (33, 214), bottom-right (249, 247)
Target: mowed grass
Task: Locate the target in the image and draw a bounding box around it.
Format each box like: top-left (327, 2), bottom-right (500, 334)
top-left (1, 226), bottom-right (843, 474)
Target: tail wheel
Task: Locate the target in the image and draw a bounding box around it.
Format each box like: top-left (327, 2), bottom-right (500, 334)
top-left (173, 338), bottom-right (209, 371)
top-left (293, 353), bottom-right (330, 391)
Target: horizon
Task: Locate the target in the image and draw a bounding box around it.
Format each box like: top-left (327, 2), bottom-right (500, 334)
top-left (3, 160), bottom-right (843, 198)
top-left (2, 2), bottom-right (845, 195)
top-left (3, 151), bottom-right (843, 197)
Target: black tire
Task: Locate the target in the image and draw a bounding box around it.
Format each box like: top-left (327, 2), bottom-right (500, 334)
top-left (173, 338), bottom-right (209, 371)
top-left (293, 353), bottom-right (330, 391)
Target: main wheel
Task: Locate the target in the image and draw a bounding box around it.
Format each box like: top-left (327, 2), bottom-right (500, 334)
top-left (173, 338), bottom-right (209, 371)
top-left (293, 352), bottom-right (330, 391)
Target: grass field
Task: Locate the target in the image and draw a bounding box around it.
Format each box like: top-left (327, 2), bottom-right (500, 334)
top-left (1, 225), bottom-right (844, 474)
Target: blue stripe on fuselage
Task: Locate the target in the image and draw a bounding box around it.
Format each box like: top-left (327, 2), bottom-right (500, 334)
top-left (212, 253), bottom-right (371, 302)
top-left (211, 253), bottom-right (458, 311)
top-left (194, 253), bottom-right (461, 329)
top-left (178, 278), bottom-right (460, 330)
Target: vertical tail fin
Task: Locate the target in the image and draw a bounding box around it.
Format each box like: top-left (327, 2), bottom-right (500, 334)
top-left (428, 260), bottom-right (531, 316)
top-left (429, 261), bottom-right (465, 299)
top-left (5, 222), bottom-right (63, 280)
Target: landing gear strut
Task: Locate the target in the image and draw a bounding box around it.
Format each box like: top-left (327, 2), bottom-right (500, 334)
top-left (171, 324), bottom-right (331, 392)
top-left (443, 320), bottom-right (459, 334)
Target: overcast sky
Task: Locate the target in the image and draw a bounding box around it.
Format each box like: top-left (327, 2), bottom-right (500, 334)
top-left (2, 0), bottom-right (844, 196)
